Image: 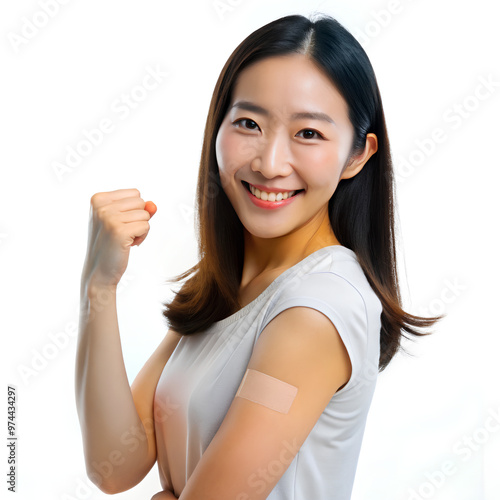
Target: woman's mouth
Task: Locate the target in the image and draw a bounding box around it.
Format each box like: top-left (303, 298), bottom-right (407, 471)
top-left (241, 181), bottom-right (304, 201)
top-left (241, 181), bottom-right (304, 210)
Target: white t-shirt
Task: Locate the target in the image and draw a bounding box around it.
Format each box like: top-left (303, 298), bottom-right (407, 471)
top-left (154, 244), bottom-right (383, 499)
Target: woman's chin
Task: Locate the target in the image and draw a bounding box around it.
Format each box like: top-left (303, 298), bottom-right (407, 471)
top-left (242, 223), bottom-right (294, 241)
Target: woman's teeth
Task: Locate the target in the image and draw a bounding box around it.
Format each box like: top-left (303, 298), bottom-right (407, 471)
top-left (248, 184), bottom-right (297, 201)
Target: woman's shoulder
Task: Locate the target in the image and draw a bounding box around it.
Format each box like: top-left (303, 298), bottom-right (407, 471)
top-left (268, 267), bottom-right (373, 329)
top-left (278, 244), bottom-right (380, 311)
top-left (259, 246), bottom-right (382, 389)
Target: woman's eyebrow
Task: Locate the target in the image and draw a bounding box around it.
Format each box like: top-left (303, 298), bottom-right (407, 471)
top-left (230, 100), bottom-right (336, 125)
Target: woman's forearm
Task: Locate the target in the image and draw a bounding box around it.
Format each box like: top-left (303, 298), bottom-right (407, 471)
top-left (75, 282), bottom-right (151, 493)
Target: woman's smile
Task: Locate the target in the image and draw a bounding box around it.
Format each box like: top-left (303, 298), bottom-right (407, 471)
top-left (241, 180), bottom-right (305, 210)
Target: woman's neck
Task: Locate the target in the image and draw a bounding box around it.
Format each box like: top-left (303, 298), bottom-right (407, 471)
top-left (239, 209), bottom-right (340, 290)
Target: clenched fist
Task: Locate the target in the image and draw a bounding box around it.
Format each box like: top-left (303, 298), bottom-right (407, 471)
top-left (81, 188), bottom-right (157, 290)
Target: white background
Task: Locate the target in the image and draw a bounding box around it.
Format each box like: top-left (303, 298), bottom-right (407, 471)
top-left (1, 0), bottom-right (499, 499)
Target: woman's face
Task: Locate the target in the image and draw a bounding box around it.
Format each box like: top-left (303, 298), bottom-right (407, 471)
top-left (215, 53), bottom-right (356, 240)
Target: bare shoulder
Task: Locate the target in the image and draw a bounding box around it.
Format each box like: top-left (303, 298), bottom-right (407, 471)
top-left (251, 306), bottom-right (352, 398)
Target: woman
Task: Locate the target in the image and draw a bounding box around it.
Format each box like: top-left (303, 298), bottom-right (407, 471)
top-left (76, 13), bottom-right (442, 500)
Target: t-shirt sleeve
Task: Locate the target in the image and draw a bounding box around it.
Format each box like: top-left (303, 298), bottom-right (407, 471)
top-left (259, 271), bottom-right (370, 390)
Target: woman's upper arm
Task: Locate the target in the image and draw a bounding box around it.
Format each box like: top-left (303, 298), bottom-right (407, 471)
top-left (130, 328), bottom-right (183, 468)
top-left (177, 305), bottom-right (351, 500)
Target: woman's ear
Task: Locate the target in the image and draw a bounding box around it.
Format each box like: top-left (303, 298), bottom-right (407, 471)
top-left (340, 133), bottom-right (378, 180)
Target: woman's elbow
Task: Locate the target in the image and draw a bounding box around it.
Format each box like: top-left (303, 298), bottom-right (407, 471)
top-left (82, 442), bottom-right (155, 493)
top-left (85, 461), bottom-right (140, 495)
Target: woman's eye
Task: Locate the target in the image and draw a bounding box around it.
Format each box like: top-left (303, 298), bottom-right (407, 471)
top-left (232, 120), bottom-right (323, 140)
top-left (233, 118), bottom-right (260, 130)
top-left (296, 129), bottom-right (323, 140)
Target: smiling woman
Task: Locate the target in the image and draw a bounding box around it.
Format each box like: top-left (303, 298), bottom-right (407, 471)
top-left (75, 11), bottom-right (443, 500)
top-left (153, 12), bottom-right (443, 499)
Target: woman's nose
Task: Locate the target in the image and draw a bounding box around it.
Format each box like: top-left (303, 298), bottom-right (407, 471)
top-left (250, 129), bottom-right (293, 179)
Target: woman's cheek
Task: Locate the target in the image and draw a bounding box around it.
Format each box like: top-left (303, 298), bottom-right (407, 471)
top-left (295, 145), bottom-right (340, 179)
top-left (235, 133), bottom-right (259, 165)
top-left (216, 127), bottom-right (242, 176)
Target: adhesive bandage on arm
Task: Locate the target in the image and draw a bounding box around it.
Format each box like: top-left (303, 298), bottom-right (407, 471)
top-left (235, 368), bottom-right (298, 414)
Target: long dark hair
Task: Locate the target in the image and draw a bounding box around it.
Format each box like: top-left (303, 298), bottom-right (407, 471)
top-left (162, 13), bottom-right (443, 371)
